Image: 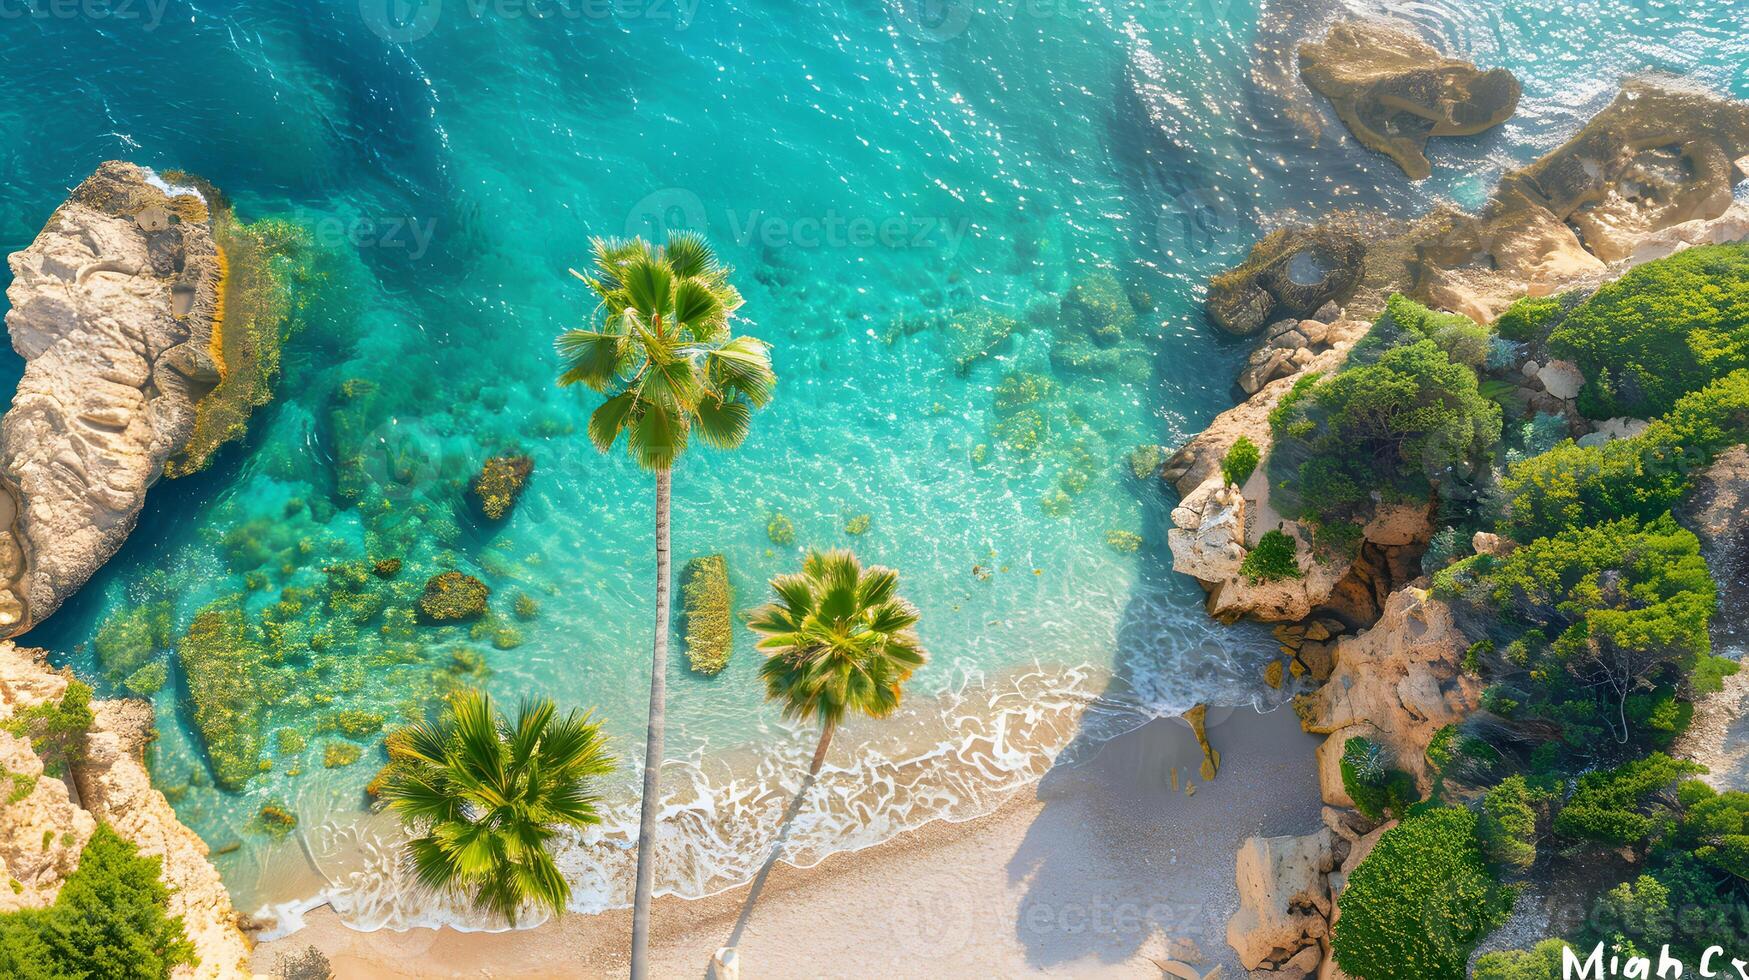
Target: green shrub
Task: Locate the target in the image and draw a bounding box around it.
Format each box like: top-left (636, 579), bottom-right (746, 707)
top-left (1474, 939), bottom-right (1570, 980)
top-left (682, 554), bottom-right (733, 675)
top-left (1332, 806), bottom-right (1514, 980)
top-left (0, 824), bottom-right (196, 979)
top-left (1494, 294), bottom-right (1568, 344)
top-left (1338, 736), bottom-right (1418, 820)
top-left (1269, 337), bottom-right (1500, 531)
top-left (1554, 752), bottom-right (1703, 849)
top-left (1548, 243), bottom-right (1749, 418)
top-left (5, 681), bottom-right (94, 778)
top-left (1239, 529), bottom-right (1302, 584)
top-left (1435, 515), bottom-right (1726, 749)
top-left (1480, 775), bottom-right (1544, 871)
top-left (1221, 436), bottom-right (1259, 487)
top-left (1496, 369), bottom-right (1749, 540)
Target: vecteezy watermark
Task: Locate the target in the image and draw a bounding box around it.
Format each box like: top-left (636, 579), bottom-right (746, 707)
top-left (1156, 186), bottom-right (1236, 261)
top-left (0, 0), bottom-right (170, 29)
top-left (359, 0), bottom-right (699, 43)
top-left (1564, 941), bottom-right (1749, 978)
top-left (624, 188), bottom-right (971, 253)
top-left (293, 209), bottom-right (439, 261)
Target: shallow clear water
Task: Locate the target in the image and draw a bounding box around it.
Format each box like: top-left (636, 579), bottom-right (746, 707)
top-left (2, 0), bottom-right (1745, 928)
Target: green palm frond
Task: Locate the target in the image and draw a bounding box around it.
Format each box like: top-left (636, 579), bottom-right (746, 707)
top-left (748, 550), bottom-right (929, 730)
top-left (557, 234), bottom-right (774, 472)
top-left (380, 689), bottom-right (614, 927)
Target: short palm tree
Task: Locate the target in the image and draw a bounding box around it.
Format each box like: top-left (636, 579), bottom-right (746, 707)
top-left (748, 549), bottom-right (929, 778)
top-left (382, 689), bottom-right (615, 926)
top-left (721, 551), bottom-right (929, 956)
top-left (556, 232), bottom-right (773, 977)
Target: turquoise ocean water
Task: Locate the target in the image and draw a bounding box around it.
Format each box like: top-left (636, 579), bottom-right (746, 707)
top-left (1, 0), bottom-right (1745, 929)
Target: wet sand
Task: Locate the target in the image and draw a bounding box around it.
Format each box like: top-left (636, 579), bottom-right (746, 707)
top-left (251, 705), bottom-right (1321, 978)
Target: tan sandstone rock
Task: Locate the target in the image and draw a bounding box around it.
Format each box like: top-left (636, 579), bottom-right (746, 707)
top-left (1228, 829), bottom-right (1336, 976)
top-left (2, 162), bottom-right (223, 638)
top-left (1299, 21), bottom-right (1520, 180)
top-left (1295, 587), bottom-right (1479, 806)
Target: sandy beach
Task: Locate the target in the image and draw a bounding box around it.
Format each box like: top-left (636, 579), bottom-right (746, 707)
top-left (251, 706), bottom-right (1320, 978)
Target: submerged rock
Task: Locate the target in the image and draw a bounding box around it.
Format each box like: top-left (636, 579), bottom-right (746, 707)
top-left (417, 571), bottom-right (490, 622)
top-left (1299, 21), bottom-right (1520, 180)
top-left (470, 453), bottom-right (534, 521)
top-left (681, 554), bottom-right (733, 675)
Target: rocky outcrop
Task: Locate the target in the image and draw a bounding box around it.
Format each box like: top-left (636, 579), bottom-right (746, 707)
top-left (1206, 225), bottom-right (1368, 336)
top-left (1210, 81), bottom-right (1749, 328)
top-left (1294, 587), bottom-right (1479, 807)
top-left (1228, 828), bottom-right (1336, 976)
top-left (0, 642), bottom-right (249, 978)
top-left (1299, 21), bottom-right (1519, 180)
top-left (1238, 315), bottom-right (1371, 395)
top-left (1, 162), bottom-right (224, 637)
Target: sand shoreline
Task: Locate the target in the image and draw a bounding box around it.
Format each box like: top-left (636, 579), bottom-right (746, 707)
top-left (251, 705), bottom-right (1321, 978)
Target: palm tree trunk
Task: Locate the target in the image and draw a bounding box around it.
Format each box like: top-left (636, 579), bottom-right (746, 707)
top-left (807, 721), bottom-right (835, 778)
top-left (723, 722), bottom-right (835, 954)
top-left (629, 466), bottom-right (671, 980)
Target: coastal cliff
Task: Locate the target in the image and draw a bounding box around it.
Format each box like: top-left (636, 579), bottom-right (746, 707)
top-left (1193, 75), bottom-right (1749, 979)
top-left (0, 162), bottom-right (222, 637)
top-left (0, 641), bottom-right (250, 978)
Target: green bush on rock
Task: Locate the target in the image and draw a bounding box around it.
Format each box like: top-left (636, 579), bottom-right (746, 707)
top-left (1547, 243), bottom-right (1749, 419)
top-left (1338, 736), bottom-right (1417, 820)
top-left (1221, 436), bottom-right (1259, 488)
top-left (1332, 806), bottom-right (1514, 980)
top-left (0, 825), bottom-right (196, 980)
top-left (681, 554), bottom-right (733, 675)
top-left (1239, 529), bottom-right (1302, 584)
top-left (4, 680), bottom-right (93, 778)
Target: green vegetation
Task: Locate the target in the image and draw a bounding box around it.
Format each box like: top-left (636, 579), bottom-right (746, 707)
top-left (0, 825), bottom-right (196, 979)
top-left (1493, 294), bottom-right (1569, 344)
top-left (748, 550), bottom-right (928, 778)
top-left (1238, 529), bottom-right (1302, 584)
top-left (381, 689), bottom-right (614, 926)
top-left (681, 555), bottom-right (733, 675)
top-left (1332, 806), bottom-right (1514, 980)
top-left (1474, 940), bottom-right (1569, 980)
top-left (1496, 369), bottom-right (1749, 540)
top-left (1479, 775), bottom-right (1546, 871)
top-left (323, 742), bottom-right (361, 768)
top-left (93, 602), bottom-right (172, 682)
top-left (1337, 737), bottom-right (1418, 820)
top-left (1435, 515), bottom-right (1726, 751)
top-left (5, 680), bottom-right (93, 778)
top-left (1268, 311), bottom-right (1500, 539)
top-left (843, 513), bottom-right (870, 536)
top-left (1128, 443), bottom-right (1165, 480)
top-left (555, 232), bottom-right (774, 971)
top-left (766, 512), bottom-right (796, 545)
top-left (1104, 530), bottom-right (1142, 554)
top-left (1546, 243), bottom-right (1749, 418)
top-left (123, 661), bottom-right (169, 696)
top-left (1221, 436), bottom-right (1259, 487)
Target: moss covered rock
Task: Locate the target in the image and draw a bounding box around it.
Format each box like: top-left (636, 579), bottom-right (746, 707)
top-left (179, 602), bottom-right (269, 790)
top-left (682, 555), bottom-right (733, 675)
top-left (470, 454), bottom-right (534, 521)
top-left (417, 572), bottom-right (489, 623)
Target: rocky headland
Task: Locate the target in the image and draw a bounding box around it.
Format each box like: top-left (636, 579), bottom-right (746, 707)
top-left (1176, 74), bottom-right (1749, 979)
top-left (0, 640), bottom-right (250, 977)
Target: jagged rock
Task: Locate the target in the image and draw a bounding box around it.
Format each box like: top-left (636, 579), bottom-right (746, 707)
top-left (1227, 829), bottom-right (1336, 974)
top-left (2, 162), bottom-right (223, 638)
top-left (1576, 416), bottom-right (1650, 448)
top-left (1359, 503), bottom-right (1431, 548)
top-left (1295, 587), bottom-right (1479, 806)
top-left (1206, 225), bottom-right (1367, 336)
top-left (1168, 479), bottom-right (1247, 585)
top-left (0, 642), bottom-right (249, 977)
top-left (1300, 21), bottom-right (1520, 180)
top-left (1471, 531), bottom-right (1511, 557)
top-left (1536, 359), bottom-right (1584, 400)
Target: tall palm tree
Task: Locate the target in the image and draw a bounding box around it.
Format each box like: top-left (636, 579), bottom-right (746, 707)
top-left (721, 551), bottom-right (928, 955)
top-left (748, 549), bottom-right (929, 779)
top-left (556, 232), bottom-right (774, 977)
top-left (382, 689), bottom-right (615, 926)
